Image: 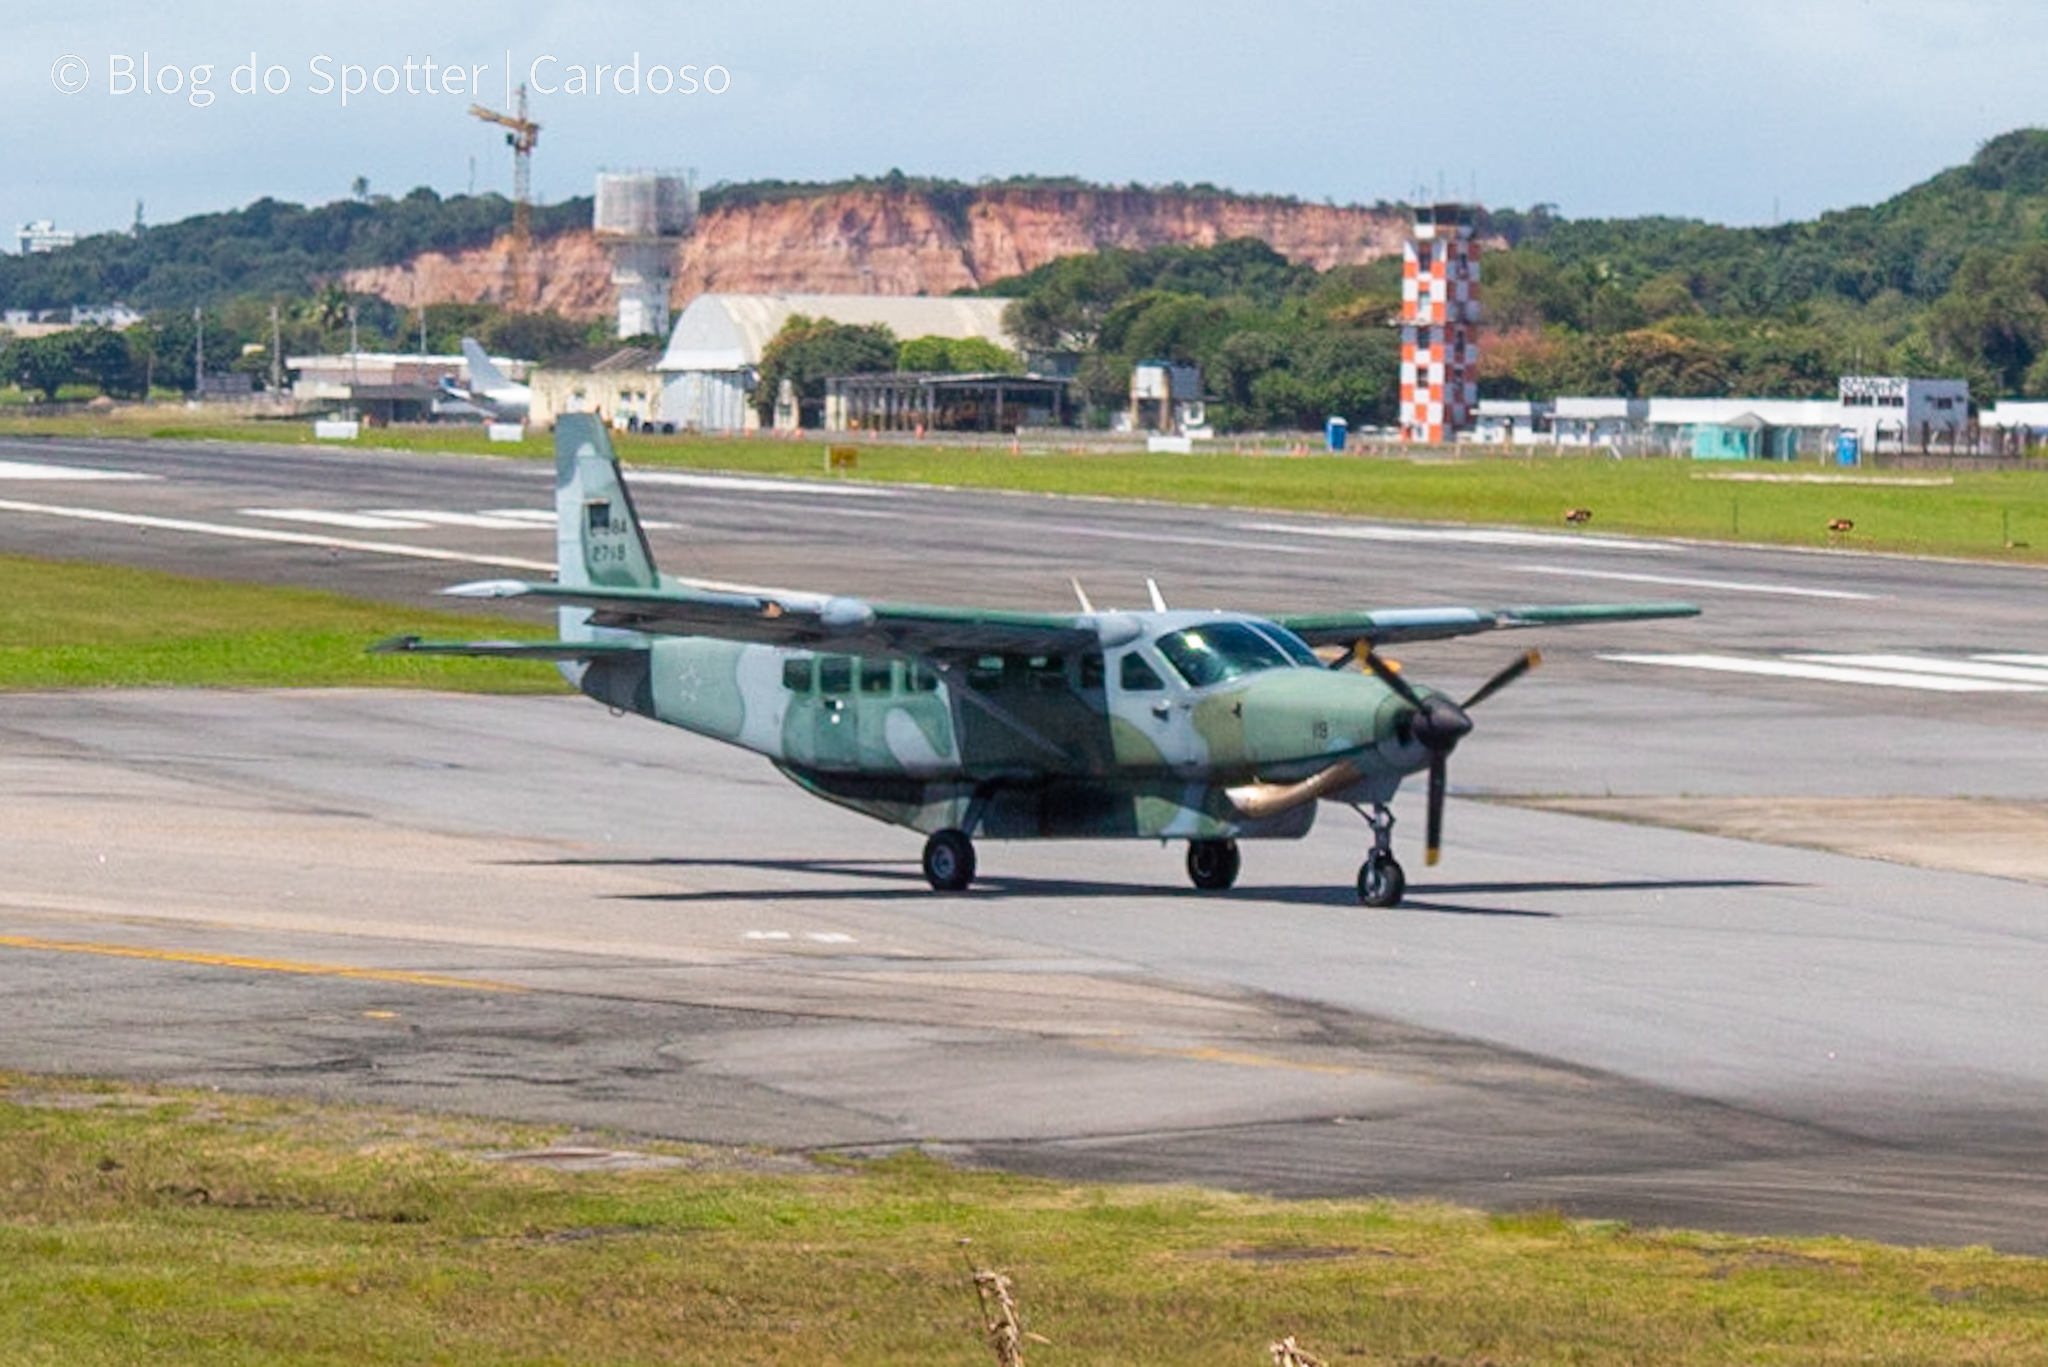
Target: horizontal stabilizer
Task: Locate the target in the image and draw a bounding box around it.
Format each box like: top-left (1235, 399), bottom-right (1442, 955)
top-left (369, 634), bottom-right (650, 661)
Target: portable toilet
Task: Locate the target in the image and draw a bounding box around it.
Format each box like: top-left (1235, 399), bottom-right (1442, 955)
top-left (1325, 416), bottom-right (1348, 452)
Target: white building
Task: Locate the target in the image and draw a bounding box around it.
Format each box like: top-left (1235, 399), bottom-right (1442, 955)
top-left (656, 293), bottom-right (1016, 433)
top-left (17, 220), bottom-right (75, 254)
top-left (1983, 399), bottom-right (2048, 438)
top-left (70, 303), bottom-right (144, 329)
top-left (1477, 378), bottom-right (1972, 458)
top-left (1837, 375), bottom-right (1969, 449)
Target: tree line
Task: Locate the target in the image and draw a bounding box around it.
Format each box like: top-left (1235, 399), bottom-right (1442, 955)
top-left (0, 297), bottom-right (619, 402)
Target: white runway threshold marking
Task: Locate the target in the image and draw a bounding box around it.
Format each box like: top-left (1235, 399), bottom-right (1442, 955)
top-left (1602, 653), bottom-right (2048, 693)
top-left (0, 498), bottom-right (556, 572)
top-left (0, 459), bottom-right (151, 482)
top-left (1518, 565), bottom-right (1879, 601)
top-left (626, 471), bottom-right (900, 499)
top-left (1790, 654), bottom-right (2048, 686)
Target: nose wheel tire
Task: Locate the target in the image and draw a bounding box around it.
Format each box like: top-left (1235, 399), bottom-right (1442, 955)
top-left (1185, 838), bottom-right (1241, 891)
top-left (922, 829), bottom-right (977, 892)
top-left (1357, 852), bottom-right (1405, 908)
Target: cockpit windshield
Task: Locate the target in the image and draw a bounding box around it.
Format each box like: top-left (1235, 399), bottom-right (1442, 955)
top-left (1154, 621), bottom-right (1319, 687)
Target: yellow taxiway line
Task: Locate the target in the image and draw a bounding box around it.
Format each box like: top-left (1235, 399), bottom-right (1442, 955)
top-left (0, 934), bottom-right (526, 994)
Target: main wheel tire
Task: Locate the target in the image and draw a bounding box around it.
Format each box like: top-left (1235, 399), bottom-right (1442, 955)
top-left (922, 829), bottom-right (977, 892)
top-left (1357, 852), bottom-right (1406, 908)
top-left (1186, 838), bottom-right (1241, 891)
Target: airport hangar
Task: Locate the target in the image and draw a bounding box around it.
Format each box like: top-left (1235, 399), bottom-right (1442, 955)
top-left (652, 292), bottom-right (1019, 433)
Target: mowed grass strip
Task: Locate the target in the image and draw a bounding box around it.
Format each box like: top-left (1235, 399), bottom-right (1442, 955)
top-left (3, 1076), bottom-right (2048, 1365)
top-left (11, 408), bottom-right (2044, 563)
top-left (0, 554), bottom-right (565, 692)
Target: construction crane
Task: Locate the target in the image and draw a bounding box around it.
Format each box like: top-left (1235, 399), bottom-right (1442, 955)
top-left (468, 85), bottom-right (540, 301)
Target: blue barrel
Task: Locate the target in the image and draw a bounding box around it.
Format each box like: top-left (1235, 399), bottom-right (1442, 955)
top-left (1326, 416), bottom-right (1349, 452)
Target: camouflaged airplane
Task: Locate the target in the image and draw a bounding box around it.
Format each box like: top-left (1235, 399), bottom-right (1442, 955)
top-left (378, 416), bottom-right (1699, 907)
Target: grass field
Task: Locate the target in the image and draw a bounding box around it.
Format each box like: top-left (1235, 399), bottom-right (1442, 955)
top-left (5, 1075), bottom-right (2048, 1366)
top-left (6, 407), bottom-right (2048, 564)
top-left (0, 553), bottom-right (565, 692)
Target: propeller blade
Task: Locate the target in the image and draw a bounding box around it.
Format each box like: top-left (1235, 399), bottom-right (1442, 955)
top-left (1363, 648), bottom-right (1427, 709)
top-left (1425, 753), bottom-right (1447, 866)
top-left (1462, 649), bottom-right (1542, 710)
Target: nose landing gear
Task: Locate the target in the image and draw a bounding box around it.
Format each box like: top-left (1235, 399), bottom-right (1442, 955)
top-left (1357, 804), bottom-right (1406, 908)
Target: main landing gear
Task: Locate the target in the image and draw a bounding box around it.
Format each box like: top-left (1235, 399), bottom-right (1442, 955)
top-left (921, 828), bottom-right (977, 892)
top-left (1185, 838), bottom-right (1241, 891)
top-left (1357, 803), bottom-right (1406, 908)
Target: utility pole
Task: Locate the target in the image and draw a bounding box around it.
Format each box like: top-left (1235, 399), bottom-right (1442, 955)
top-left (270, 301), bottom-right (283, 394)
top-left (193, 306), bottom-right (204, 395)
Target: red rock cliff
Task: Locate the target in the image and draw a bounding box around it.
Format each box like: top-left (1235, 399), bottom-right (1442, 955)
top-left (343, 187), bottom-right (1415, 322)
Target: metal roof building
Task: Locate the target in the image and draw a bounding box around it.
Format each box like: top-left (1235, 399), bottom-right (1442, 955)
top-left (656, 293), bottom-right (1016, 432)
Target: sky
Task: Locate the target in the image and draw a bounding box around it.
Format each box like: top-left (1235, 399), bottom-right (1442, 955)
top-left (8, 0), bottom-right (2048, 248)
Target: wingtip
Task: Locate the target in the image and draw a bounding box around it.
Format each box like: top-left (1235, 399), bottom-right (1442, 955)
top-left (441, 579), bottom-right (534, 599)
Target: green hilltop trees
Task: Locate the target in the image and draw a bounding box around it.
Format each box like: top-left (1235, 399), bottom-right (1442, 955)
top-left (21, 133), bottom-right (2048, 421)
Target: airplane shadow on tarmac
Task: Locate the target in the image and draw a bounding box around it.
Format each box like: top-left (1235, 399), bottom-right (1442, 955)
top-left (506, 857), bottom-right (1800, 915)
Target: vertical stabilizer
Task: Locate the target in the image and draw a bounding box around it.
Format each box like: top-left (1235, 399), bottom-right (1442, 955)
top-left (555, 413), bottom-right (660, 590)
top-left (461, 337), bottom-right (513, 394)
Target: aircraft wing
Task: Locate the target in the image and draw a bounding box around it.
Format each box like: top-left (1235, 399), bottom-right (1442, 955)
top-left (1277, 601), bottom-right (1700, 648)
top-left (438, 578), bottom-right (1099, 656)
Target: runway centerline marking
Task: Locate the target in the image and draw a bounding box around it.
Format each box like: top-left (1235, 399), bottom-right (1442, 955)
top-left (999, 519), bottom-right (1321, 556)
top-left (1518, 565), bottom-right (1879, 601)
top-left (0, 498), bottom-right (556, 572)
top-left (0, 459), bottom-right (153, 482)
top-left (365, 509), bottom-right (555, 531)
top-left (243, 508), bottom-right (431, 530)
top-left (1242, 520), bottom-right (1660, 552)
top-left (0, 934), bottom-right (526, 992)
top-left (1602, 653), bottom-right (2047, 693)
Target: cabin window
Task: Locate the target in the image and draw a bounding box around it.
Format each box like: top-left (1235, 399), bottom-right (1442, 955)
top-left (1080, 653), bottom-right (1105, 690)
top-left (782, 657), bottom-right (813, 693)
top-left (967, 655), bottom-right (1006, 690)
top-left (1119, 652), bottom-right (1165, 692)
top-left (1026, 654), bottom-right (1066, 692)
top-left (908, 663), bottom-right (941, 693)
top-left (860, 659), bottom-right (895, 694)
top-left (819, 656), bottom-right (853, 696)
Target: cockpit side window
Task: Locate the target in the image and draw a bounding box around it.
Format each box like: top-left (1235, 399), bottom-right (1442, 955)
top-left (1251, 623), bottom-right (1323, 668)
top-left (1119, 651), bottom-right (1165, 692)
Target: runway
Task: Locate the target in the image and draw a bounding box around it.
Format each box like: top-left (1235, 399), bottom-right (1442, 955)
top-left (4, 433), bottom-right (2047, 1250)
